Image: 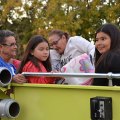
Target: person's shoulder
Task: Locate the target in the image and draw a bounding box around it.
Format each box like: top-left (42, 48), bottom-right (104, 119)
top-left (0, 57), bottom-right (4, 62)
top-left (108, 51), bottom-right (120, 72)
top-left (22, 61), bottom-right (38, 72)
top-left (112, 52), bottom-right (120, 60)
top-left (107, 51), bottom-right (120, 64)
top-left (69, 36), bottom-right (86, 40)
top-left (109, 51), bottom-right (120, 57)
top-left (0, 57), bottom-right (6, 65)
top-left (12, 59), bottom-right (21, 69)
top-left (12, 59), bottom-right (21, 63)
top-left (50, 49), bottom-right (61, 59)
top-left (0, 59), bottom-right (3, 64)
top-left (69, 36), bottom-right (90, 44)
top-left (24, 61), bottom-right (34, 68)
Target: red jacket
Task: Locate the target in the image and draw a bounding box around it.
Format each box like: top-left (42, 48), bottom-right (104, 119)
top-left (22, 61), bottom-right (55, 84)
top-left (12, 59), bottom-right (21, 69)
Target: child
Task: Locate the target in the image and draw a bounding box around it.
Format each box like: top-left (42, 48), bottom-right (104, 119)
top-left (92, 23), bottom-right (120, 86)
top-left (18, 35), bottom-right (56, 84)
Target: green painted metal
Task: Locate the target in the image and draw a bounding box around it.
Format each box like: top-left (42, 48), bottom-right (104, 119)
top-left (0, 87), bottom-right (10, 99)
top-left (9, 83), bottom-right (120, 120)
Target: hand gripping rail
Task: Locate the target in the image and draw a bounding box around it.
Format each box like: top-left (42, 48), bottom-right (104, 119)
top-left (0, 67), bottom-right (12, 87)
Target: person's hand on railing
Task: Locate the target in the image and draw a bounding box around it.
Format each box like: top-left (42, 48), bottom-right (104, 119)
top-left (12, 74), bottom-right (27, 84)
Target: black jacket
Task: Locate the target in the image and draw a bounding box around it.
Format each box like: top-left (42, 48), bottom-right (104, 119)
top-left (93, 53), bottom-right (120, 86)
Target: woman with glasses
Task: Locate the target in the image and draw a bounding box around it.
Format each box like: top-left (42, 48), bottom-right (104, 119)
top-left (48, 30), bottom-right (95, 84)
top-left (48, 29), bottom-right (95, 69)
top-left (0, 30), bottom-right (27, 83)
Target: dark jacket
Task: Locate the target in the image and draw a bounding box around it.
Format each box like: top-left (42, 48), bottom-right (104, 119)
top-left (93, 52), bottom-right (120, 86)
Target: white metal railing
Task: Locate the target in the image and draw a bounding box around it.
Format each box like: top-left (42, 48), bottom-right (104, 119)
top-left (22, 72), bottom-right (120, 80)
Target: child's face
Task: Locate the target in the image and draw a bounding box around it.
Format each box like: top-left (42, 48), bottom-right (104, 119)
top-left (31, 42), bottom-right (49, 61)
top-left (95, 32), bottom-right (111, 54)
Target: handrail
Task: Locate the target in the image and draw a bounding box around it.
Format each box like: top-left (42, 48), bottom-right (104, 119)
top-left (22, 72), bottom-right (120, 80)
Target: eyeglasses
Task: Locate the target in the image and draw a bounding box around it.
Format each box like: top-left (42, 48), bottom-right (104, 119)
top-left (2, 43), bottom-right (17, 47)
top-left (50, 38), bottom-right (61, 47)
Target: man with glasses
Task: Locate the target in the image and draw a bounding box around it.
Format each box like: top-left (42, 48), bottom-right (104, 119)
top-left (48, 29), bottom-right (95, 69)
top-left (0, 30), bottom-right (27, 83)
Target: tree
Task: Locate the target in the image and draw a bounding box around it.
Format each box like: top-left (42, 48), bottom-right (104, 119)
top-left (0, 0), bottom-right (120, 58)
